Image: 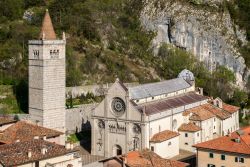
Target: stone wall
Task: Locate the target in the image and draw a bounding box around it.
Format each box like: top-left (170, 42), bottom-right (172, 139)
top-left (65, 103), bottom-right (98, 134)
top-left (66, 82), bottom-right (138, 98)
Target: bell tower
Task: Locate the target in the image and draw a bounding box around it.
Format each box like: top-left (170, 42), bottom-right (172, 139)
top-left (28, 9), bottom-right (66, 133)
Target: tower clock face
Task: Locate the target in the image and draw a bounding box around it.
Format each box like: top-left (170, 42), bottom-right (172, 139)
top-left (111, 97), bottom-right (126, 116)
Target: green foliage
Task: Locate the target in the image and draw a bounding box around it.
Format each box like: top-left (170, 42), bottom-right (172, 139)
top-left (0, 0), bottom-right (24, 21)
top-left (226, 0), bottom-right (250, 40)
top-left (66, 92), bottom-right (104, 107)
top-left (0, 85), bottom-right (21, 114)
top-left (156, 43), bottom-right (246, 105)
top-left (67, 131), bottom-right (91, 143)
top-left (228, 88), bottom-right (248, 107)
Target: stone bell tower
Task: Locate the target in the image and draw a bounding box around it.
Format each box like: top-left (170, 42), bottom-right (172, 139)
top-left (28, 10), bottom-right (66, 132)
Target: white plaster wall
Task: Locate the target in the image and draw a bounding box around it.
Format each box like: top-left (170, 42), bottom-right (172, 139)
top-left (201, 118), bottom-right (214, 142)
top-left (18, 153), bottom-right (82, 167)
top-left (179, 131), bottom-right (201, 152)
top-left (150, 136), bottom-right (179, 158)
top-left (149, 116), bottom-right (171, 138)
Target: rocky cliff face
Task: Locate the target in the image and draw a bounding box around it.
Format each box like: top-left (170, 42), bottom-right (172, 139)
top-left (140, 0), bottom-right (249, 87)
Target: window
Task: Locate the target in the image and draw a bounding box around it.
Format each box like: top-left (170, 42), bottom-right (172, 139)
top-left (214, 126), bottom-right (216, 129)
top-left (214, 118), bottom-right (216, 122)
top-left (159, 125), bottom-right (161, 132)
top-left (168, 142), bottom-right (171, 146)
top-left (209, 153), bottom-right (214, 158)
top-left (151, 146), bottom-right (154, 151)
top-left (136, 100), bottom-right (139, 103)
top-left (221, 154), bottom-right (225, 160)
top-left (197, 133), bottom-right (199, 137)
top-left (207, 164), bottom-right (215, 167)
top-left (185, 133), bottom-right (188, 137)
top-left (185, 142), bottom-right (188, 145)
top-left (235, 157), bottom-right (244, 163)
top-left (152, 97), bottom-right (154, 100)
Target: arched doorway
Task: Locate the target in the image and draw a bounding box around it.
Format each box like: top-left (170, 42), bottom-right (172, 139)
top-left (113, 145), bottom-right (122, 156)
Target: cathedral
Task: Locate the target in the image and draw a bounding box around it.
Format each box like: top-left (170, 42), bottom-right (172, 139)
top-left (91, 70), bottom-right (239, 158)
top-left (28, 10), bottom-right (240, 159)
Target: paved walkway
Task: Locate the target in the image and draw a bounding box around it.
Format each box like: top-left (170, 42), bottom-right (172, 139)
top-left (76, 146), bottom-right (104, 166)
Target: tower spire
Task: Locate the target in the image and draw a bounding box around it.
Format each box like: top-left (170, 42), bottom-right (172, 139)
top-left (39, 9), bottom-right (56, 40)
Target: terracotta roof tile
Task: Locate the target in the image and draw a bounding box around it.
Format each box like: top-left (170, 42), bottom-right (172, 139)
top-left (0, 117), bottom-right (16, 126)
top-left (150, 130), bottom-right (179, 143)
top-left (184, 105), bottom-right (215, 121)
top-left (193, 126), bottom-right (250, 155)
top-left (178, 123), bottom-right (201, 132)
top-left (0, 140), bottom-right (77, 166)
top-left (201, 104), bottom-right (231, 120)
top-left (39, 10), bottom-right (56, 40)
top-left (0, 121), bottom-right (63, 144)
top-left (222, 103), bottom-right (239, 113)
top-left (124, 149), bottom-right (189, 167)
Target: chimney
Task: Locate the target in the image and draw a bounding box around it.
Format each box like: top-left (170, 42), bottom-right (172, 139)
top-left (28, 149), bottom-right (32, 158)
top-left (41, 146), bottom-right (47, 155)
top-left (65, 142), bottom-right (71, 150)
top-left (235, 137), bottom-right (241, 143)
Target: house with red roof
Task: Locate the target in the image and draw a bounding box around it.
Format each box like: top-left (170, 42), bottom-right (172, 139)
top-left (100, 149), bottom-right (189, 167)
top-left (193, 126), bottom-right (250, 167)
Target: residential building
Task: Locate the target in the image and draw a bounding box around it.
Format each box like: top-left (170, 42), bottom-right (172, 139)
top-left (193, 126), bottom-right (250, 167)
top-left (0, 139), bottom-right (82, 167)
top-left (0, 120), bottom-right (64, 145)
top-left (0, 117), bottom-right (17, 131)
top-left (100, 149), bottom-right (189, 167)
top-left (178, 122), bottom-right (201, 152)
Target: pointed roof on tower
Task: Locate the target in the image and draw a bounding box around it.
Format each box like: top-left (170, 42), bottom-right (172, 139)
top-left (39, 9), bottom-right (56, 40)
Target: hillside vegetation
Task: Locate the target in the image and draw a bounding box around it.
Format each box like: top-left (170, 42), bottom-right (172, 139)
top-left (0, 0), bottom-right (249, 113)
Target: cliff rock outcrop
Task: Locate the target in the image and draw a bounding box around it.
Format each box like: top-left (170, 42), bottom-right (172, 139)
top-left (140, 0), bottom-right (249, 87)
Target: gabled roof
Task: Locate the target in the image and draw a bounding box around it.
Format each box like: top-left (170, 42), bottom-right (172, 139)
top-left (0, 121), bottom-right (63, 144)
top-left (101, 149), bottom-right (189, 167)
top-left (184, 105), bottom-right (215, 121)
top-left (0, 117), bottom-right (16, 126)
top-left (150, 130), bottom-right (179, 143)
top-left (125, 150), bottom-right (189, 167)
top-left (0, 140), bottom-right (76, 166)
top-left (129, 78), bottom-right (191, 100)
top-left (201, 104), bottom-right (231, 120)
top-left (39, 10), bottom-right (56, 40)
top-left (193, 126), bottom-right (250, 155)
top-left (222, 103), bottom-right (239, 113)
top-left (178, 123), bottom-right (201, 132)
